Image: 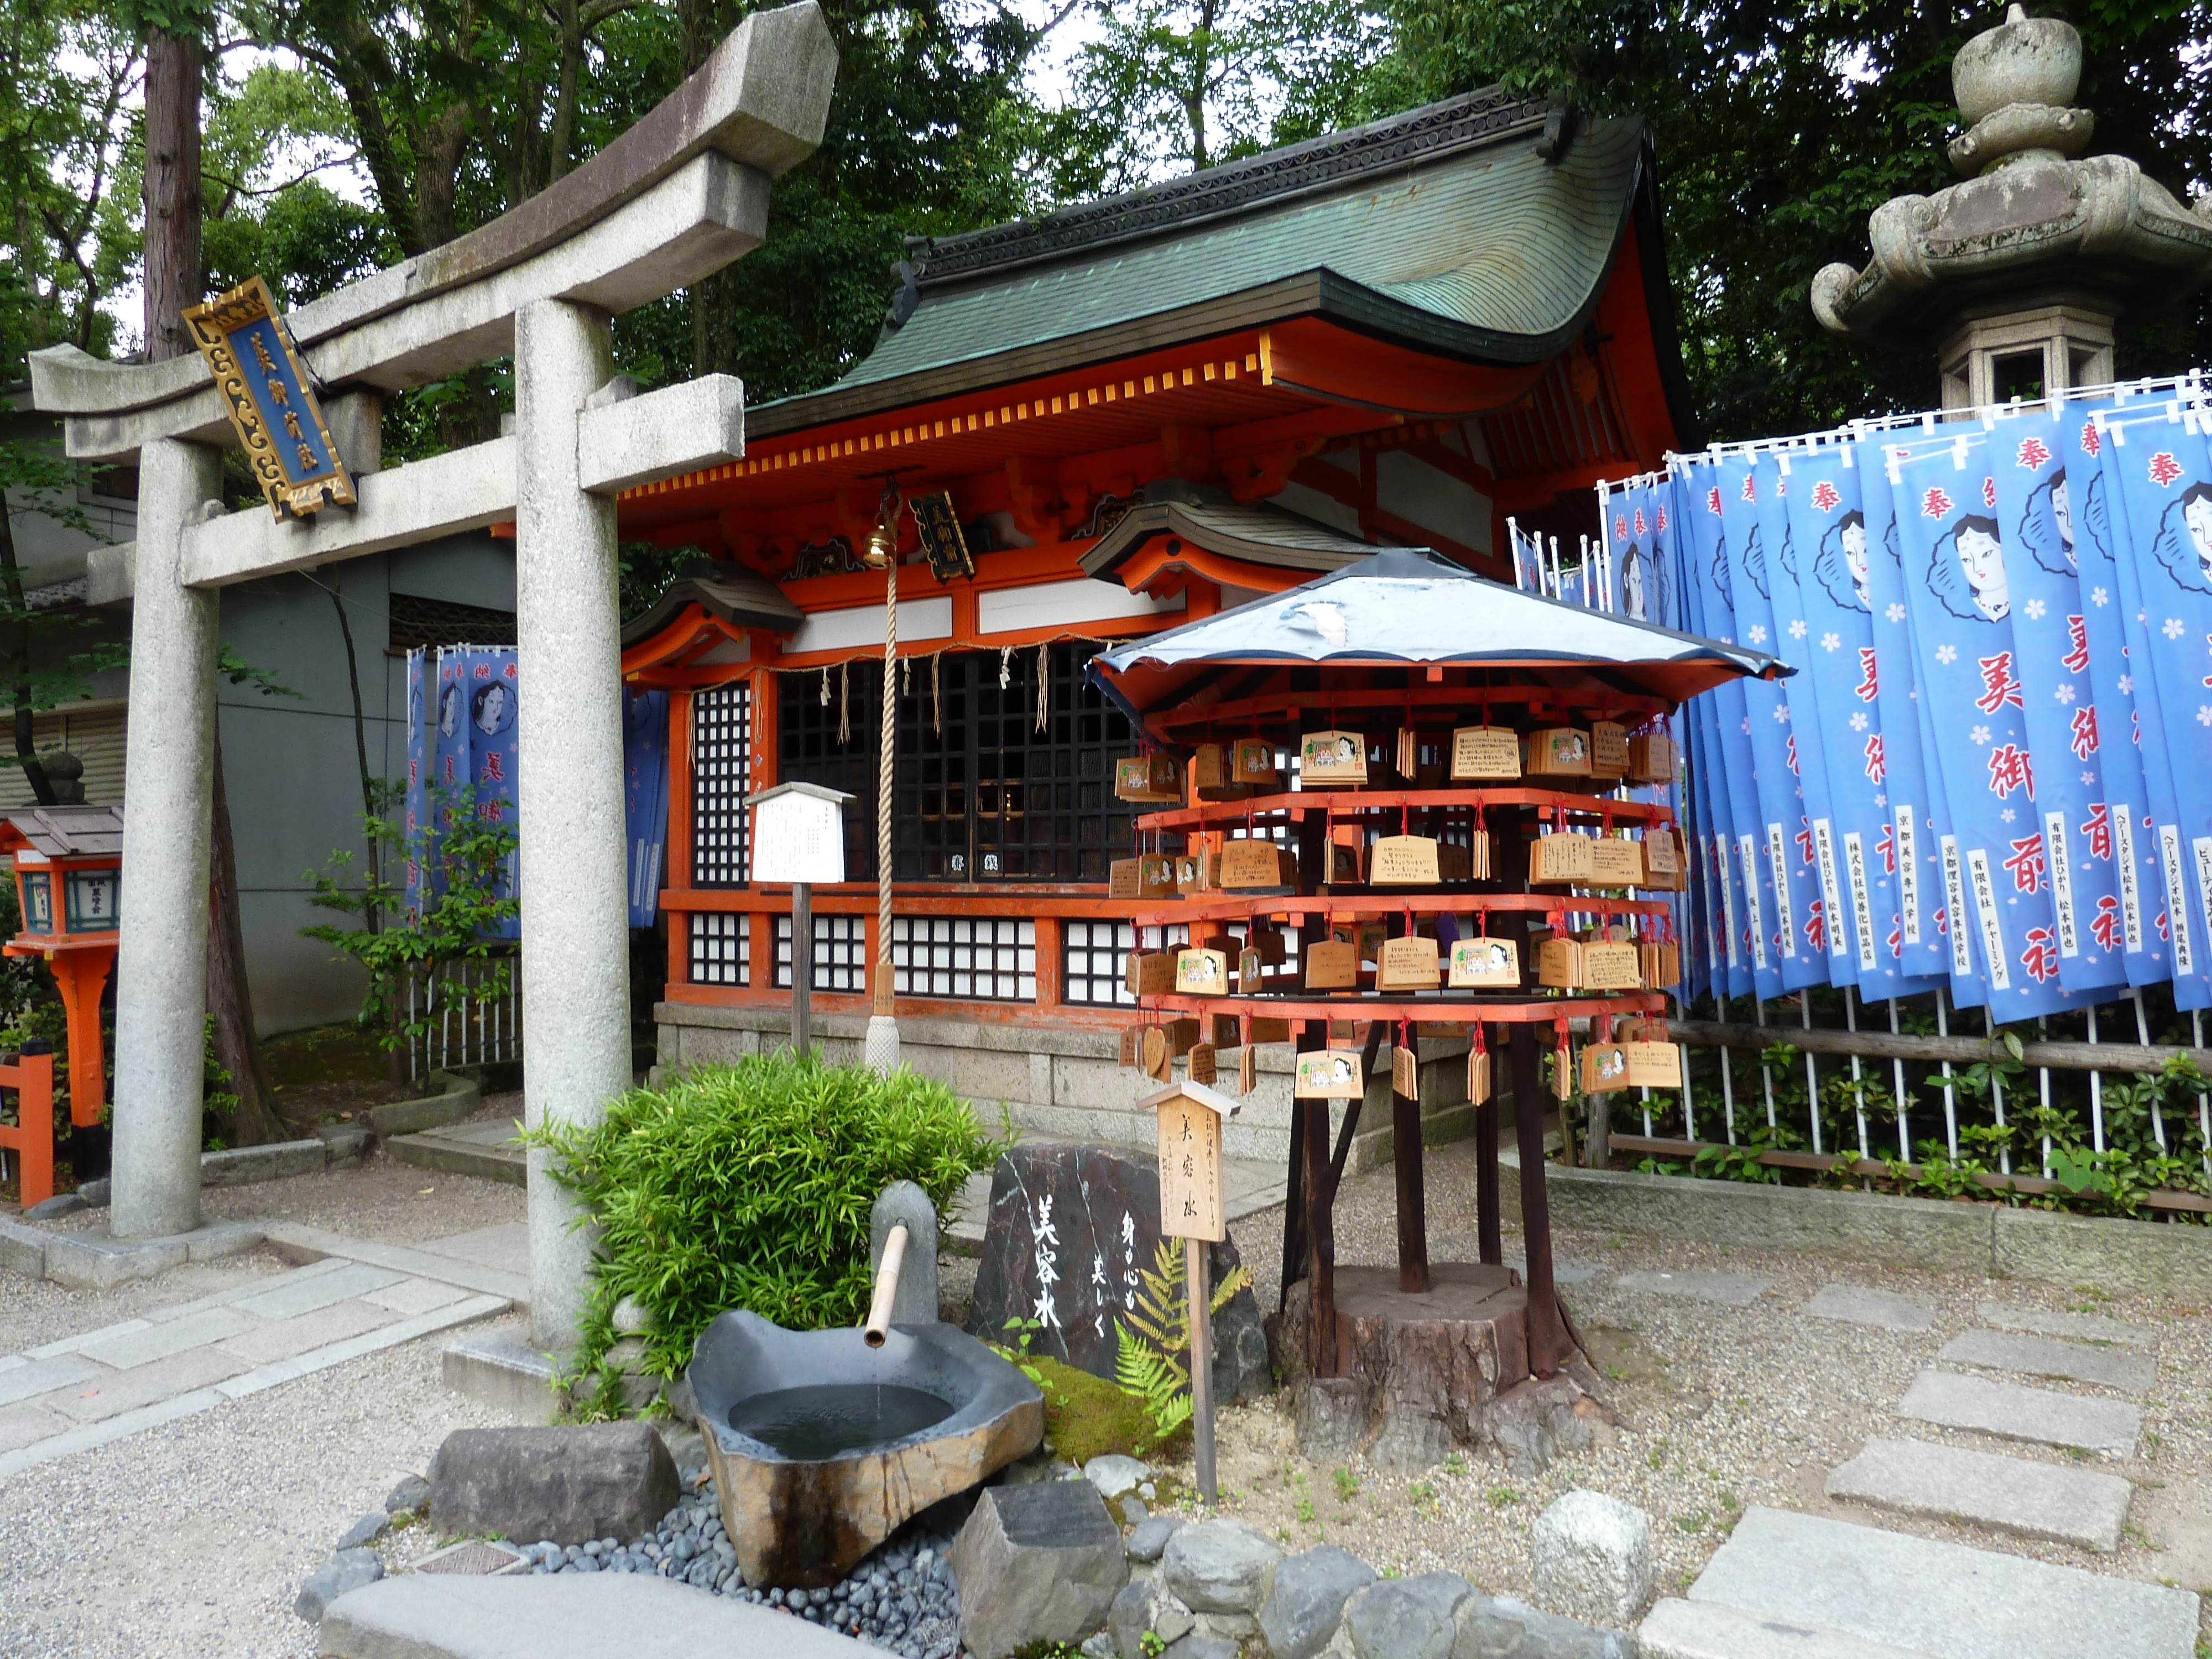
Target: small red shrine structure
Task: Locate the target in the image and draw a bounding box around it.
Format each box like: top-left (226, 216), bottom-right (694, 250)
top-left (617, 91), bottom-right (1699, 1147)
top-left (0, 805), bottom-right (122, 1130)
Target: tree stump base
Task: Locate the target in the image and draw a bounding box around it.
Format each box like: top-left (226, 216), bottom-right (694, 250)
top-left (1266, 1264), bottom-right (1613, 1474)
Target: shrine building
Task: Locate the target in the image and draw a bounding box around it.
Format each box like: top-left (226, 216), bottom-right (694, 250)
top-left (618, 89), bottom-right (1698, 1157)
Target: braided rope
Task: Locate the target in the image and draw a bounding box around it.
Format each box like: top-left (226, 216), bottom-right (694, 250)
top-left (877, 547), bottom-right (897, 992)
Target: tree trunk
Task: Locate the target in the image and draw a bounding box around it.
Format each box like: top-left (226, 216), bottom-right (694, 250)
top-left (0, 487), bottom-right (55, 805)
top-left (141, 27), bottom-right (202, 364)
top-left (207, 732), bottom-right (284, 1145)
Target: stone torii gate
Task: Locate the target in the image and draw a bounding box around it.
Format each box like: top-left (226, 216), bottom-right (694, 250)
top-left (27, 2), bottom-right (836, 1349)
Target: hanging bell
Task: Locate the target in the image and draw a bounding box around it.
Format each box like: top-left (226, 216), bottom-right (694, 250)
top-left (862, 484), bottom-right (901, 568)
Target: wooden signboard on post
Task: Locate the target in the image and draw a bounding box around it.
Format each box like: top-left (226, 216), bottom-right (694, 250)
top-left (1145, 1079), bottom-right (1239, 1504)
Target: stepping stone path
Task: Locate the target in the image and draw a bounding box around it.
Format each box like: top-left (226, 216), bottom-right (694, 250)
top-left (1641, 1507), bottom-right (2196, 1659)
top-left (1935, 1328), bottom-right (2157, 1395)
top-left (0, 1254), bottom-right (507, 1477)
top-left (1896, 1370), bottom-right (2140, 1457)
top-left (1608, 1269), bottom-right (1771, 1305)
top-left (1825, 1437), bottom-right (2133, 1553)
top-left (1642, 1284), bottom-right (2197, 1657)
top-left (1801, 1285), bottom-right (1938, 1332)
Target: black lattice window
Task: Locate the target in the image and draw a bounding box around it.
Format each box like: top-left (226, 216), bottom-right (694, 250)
top-left (776, 645), bottom-right (1136, 884)
top-left (388, 592), bottom-right (517, 652)
top-left (774, 912), bottom-right (868, 991)
top-left (692, 682), bottom-right (753, 887)
top-left (894, 917), bottom-right (1035, 1001)
top-left (1063, 919), bottom-right (1136, 1006)
top-left (687, 912), bottom-right (750, 987)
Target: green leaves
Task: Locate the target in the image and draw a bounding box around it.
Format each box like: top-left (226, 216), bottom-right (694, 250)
top-left (521, 1052), bottom-right (1010, 1387)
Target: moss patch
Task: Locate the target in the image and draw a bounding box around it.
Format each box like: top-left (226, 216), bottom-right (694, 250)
top-left (1030, 1353), bottom-right (1188, 1467)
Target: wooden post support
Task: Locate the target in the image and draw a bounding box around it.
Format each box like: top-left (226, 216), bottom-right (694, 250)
top-left (1146, 1076), bottom-right (1237, 1505)
top-left (1187, 1237), bottom-right (1216, 1502)
top-left (792, 880), bottom-right (813, 1058)
top-left (1510, 1022), bottom-right (1566, 1378)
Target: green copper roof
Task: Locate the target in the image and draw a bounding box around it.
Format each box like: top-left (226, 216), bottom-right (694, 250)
top-left (749, 95), bottom-right (1653, 435)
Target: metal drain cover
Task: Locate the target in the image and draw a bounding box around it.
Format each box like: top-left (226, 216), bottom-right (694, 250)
top-left (411, 1540), bottom-right (529, 1576)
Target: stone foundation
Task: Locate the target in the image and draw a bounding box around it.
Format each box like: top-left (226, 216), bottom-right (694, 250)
top-left (654, 1003), bottom-right (1476, 1172)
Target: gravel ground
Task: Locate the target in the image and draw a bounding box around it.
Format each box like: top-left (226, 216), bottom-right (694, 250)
top-left (0, 1248), bottom-right (293, 1356)
top-left (0, 1310), bottom-right (525, 1659)
top-left (1134, 1138), bottom-right (2212, 1635)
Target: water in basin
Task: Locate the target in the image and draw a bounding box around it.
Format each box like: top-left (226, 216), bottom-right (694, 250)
top-left (728, 1383), bottom-right (954, 1460)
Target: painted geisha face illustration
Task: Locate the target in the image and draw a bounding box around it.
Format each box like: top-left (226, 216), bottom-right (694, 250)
top-left (1335, 737), bottom-right (1358, 764)
top-left (2052, 474), bottom-right (2075, 559)
top-left (1623, 548), bottom-right (1646, 618)
top-left (439, 682), bottom-right (460, 737)
top-left (1841, 517), bottom-right (1869, 597)
top-left (2187, 487), bottom-right (2212, 583)
top-left (1957, 523), bottom-right (2007, 618)
top-left (2150, 481), bottom-right (2212, 594)
top-left (473, 683), bottom-right (508, 735)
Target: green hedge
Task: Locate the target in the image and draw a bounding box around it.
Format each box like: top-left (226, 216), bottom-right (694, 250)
top-left (525, 1053), bottom-right (1008, 1389)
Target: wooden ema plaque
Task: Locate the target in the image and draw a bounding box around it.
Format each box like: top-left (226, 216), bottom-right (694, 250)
top-left (1152, 1083), bottom-right (1232, 1241)
top-left (1375, 935), bottom-right (1441, 992)
top-left (1295, 1049), bottom-right (1364, 1098)
top-left (1109, 855), bottom-right (1177, 899)
top-left (1176, 947), bottom-right (1229, 995)
top-left (1218, 840), bottom-right (1292, 889)
top-left (1248, 1016), bottom-right (1292, 1044)
top-left (1188, 1044), bottom-right (1218, 1085)
top-left (1232, 739), bottom-right (1277, 784)
top-left (1448, 936), bottom-right (1520, 987)
top-left (1115, 753), bottom-right (1183, 802)
top-left (1369, 835), bottom-right (1441, 885)
top-left (1466, 1046), bottom-right (1493, 1103)
top-left (1642, 827), bottom-right (1680, 880)
top-left (1535, 937), bottom-right (1582, 988)
top-left (1174, 851), bottom-right (1213, 894)
top-left (1528, 832), bottom-right (1595, 884)
top-left (1299, 730), bottom-right (1367, 786)
top-left (1629, 733), bottom-right (1675, 784)
top-left (1162, 1017), bottom-right (1202, 1056)
top-left (1589, 721), bottom-right (1629, 779)
top-left (1191, 744), bottom-right (1227, 791)
top-left (1626, 1041), bottom-right (1683, 1087)
top-left (1449, 726), bottom-right (1521, 780)
top-left (1588, 837), bottom-right (1646, 889)
top-left (1581, 941), bottom-right (1643, 990)
top-left (1325, 839), bottom-right (1363, 884)
top-left (1126, 950), bottom-right (1177, 996)
top-left (1303, 940), bottom-right (1358, 989)
top-left (1525, 728), bottom-right (1592, 777)
top-left (1237, 946), bottom-right (1264, 993)
top-left (1581, 1042), bottom-right (1630, 1093)
top-left (1391, 1042), bottom-right (1417, 1097)
top-left (1640, 940), bottom-right (1682, 987)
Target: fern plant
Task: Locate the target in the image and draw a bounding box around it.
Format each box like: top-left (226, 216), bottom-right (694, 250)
top-left (1112, 1236), bottom-right (1252, 1449)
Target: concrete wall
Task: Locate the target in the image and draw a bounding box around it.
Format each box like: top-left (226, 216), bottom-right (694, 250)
top-left (654, 1001), bottom-right (1478, 1175)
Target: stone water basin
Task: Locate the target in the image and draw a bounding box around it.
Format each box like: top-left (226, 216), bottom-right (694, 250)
top-left (689, 1308), bottom-right (1043, 1588)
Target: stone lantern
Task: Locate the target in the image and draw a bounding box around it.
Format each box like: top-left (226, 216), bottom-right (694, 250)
top-left (1811, 4), bottom-right (2212, 409)
top-left (0, 806), bottom-right (124, 1160)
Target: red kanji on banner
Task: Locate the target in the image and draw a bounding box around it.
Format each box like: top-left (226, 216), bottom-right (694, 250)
top-left (2080, 420), bottom-right (2101, 457)
top-left (1887, 917), bottom-right (1903, 958)
top-left (442, 754), bottom-right (457, 783)
top-left (1855, 646), bottom-right (1879, 702)
top-left (1935, 906), bottom-right (1949, 936)
top-left (1975, 651), bottom-right (2023, 713)
top-left (1796, 818), bottom-right (1815, 863)
top-left (1785, 734), bottom-right (1801, 776)
top-left (481, 752), bottom-right (506, 782)
top-left (2062, 615), bottom-right (2089, 673)
top-left (1981, 476), bottom-right (1997, 508)
top-left (1707, 486), bottom-right (1723, 516)
top-left (1811, 479), bottom-right (1842, 512)
top-left (1987, 743), bottom-right (2035, 798)
top-left (1804, 899), bottom-right (1827, 953)
top-left (1876, 821), bottom-right (1896, 873)
top-left (1634, 508), bottom-right (1647, 536)
top-left (2150, 451), bottom-right (2184, 488)
top-left (2203, 632), bottom-right (2212, 689)
top-left (2080, 802), bottom-right (2112, 860)
top-left (2003, 833), bottom-right (2047, 893)
top-left (1922, 485), bottom-right (1954, 519)
top-left (2016, 435), bottom-right (2052, 470)
top-left (503, 662), bottom-right (517, 679)
top-left (1614, 515), bottom-right (1627, 543)
top-left (474, 662), bottom-right (492, 679)
top-left (2158, 908), bottom-right (2171, 941)
top-left (2069, 705), bottom-right (2099, 759)
top-left (2091, 893), bottom-right (2122, 951)
top-left (1741, 473), bottom-right (1757, 502)
top-left (1864, 733), bottom-right (1887, 784)
top-left (2021, 927), bottom-right (2060, 982)
top-left (1656, 505), bottom-right (1668, 531)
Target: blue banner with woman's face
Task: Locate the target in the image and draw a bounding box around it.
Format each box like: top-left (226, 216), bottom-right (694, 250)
top-left (2100, 400), bottom-right (2212, 1011)
top-left (460, 649), bottom-right (521, 941)
top-left (624, 688), bottom-right (671, 930)
top-left (1984, 407), bottom-right (2130, 997)
top-left (403, 648), bottom-right (427, 922)
top-left (1776, 440), bottom-right (1921, 1000)
top-left (1886, 434), bottom-right (2074, 1022)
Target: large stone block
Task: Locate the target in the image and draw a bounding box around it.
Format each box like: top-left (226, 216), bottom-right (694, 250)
top-left (427, 1423), bottom-right (680, 1545)
top-left (1992, 1204), bottom-right (2212, 1297)
top-left (1161, 1521), bottom-right (1283, 1615)
top-left (1530, 1490), bottom-right (1652, 1625)
top-left (1458, 1594), bottom-right (1636, 1658)
top-left (1826, 1437), bottom-right (2132, 1553)
top-left (1256, 1545), bottom-right (1375, 1659)
top-left (1342, 1572), bottom-right (1472, 1659)
top-left (963, 1143), bottom-right (1271, 1401)
top-left (0, 1217), bottom-right (48, 1277)
top-left (951, 1479), bottom-right (1128, 1659)
top-left (296, 1548), bottom-right (383, 1623)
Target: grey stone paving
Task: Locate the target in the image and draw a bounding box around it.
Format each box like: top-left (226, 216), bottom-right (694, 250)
top-left (0, 1353), bottom-right (102, 1409)
top-left (1609, 1269), bottom-right (1772, 1306)
top-left (1510, 1256), bottom-right (1604, 1285)
top-left (1896, 1370), bottom-right (2140, 1457)
top-left (1976, 1302), bottom-right (2156, 1349)
top-left (74, 1305), bottom-right (260, 1369)
top-left (232, 1260), bottom-right (406, 1319)
top-left (1670, 1506), bottom-right (2197, 1658)
top-left (1824, 1436), bottom-right (2133, 1552)
top-left (1640, 1598), bottom-right (1929, 1658)
top-left (1936, 1328), bottom-right (2157, 1395)
top-left (1801, 1285), bottom-right (1939, 1332)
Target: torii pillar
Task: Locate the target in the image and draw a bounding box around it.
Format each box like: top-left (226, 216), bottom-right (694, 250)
top-left (28, 5), bottom-right (836, 1346)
